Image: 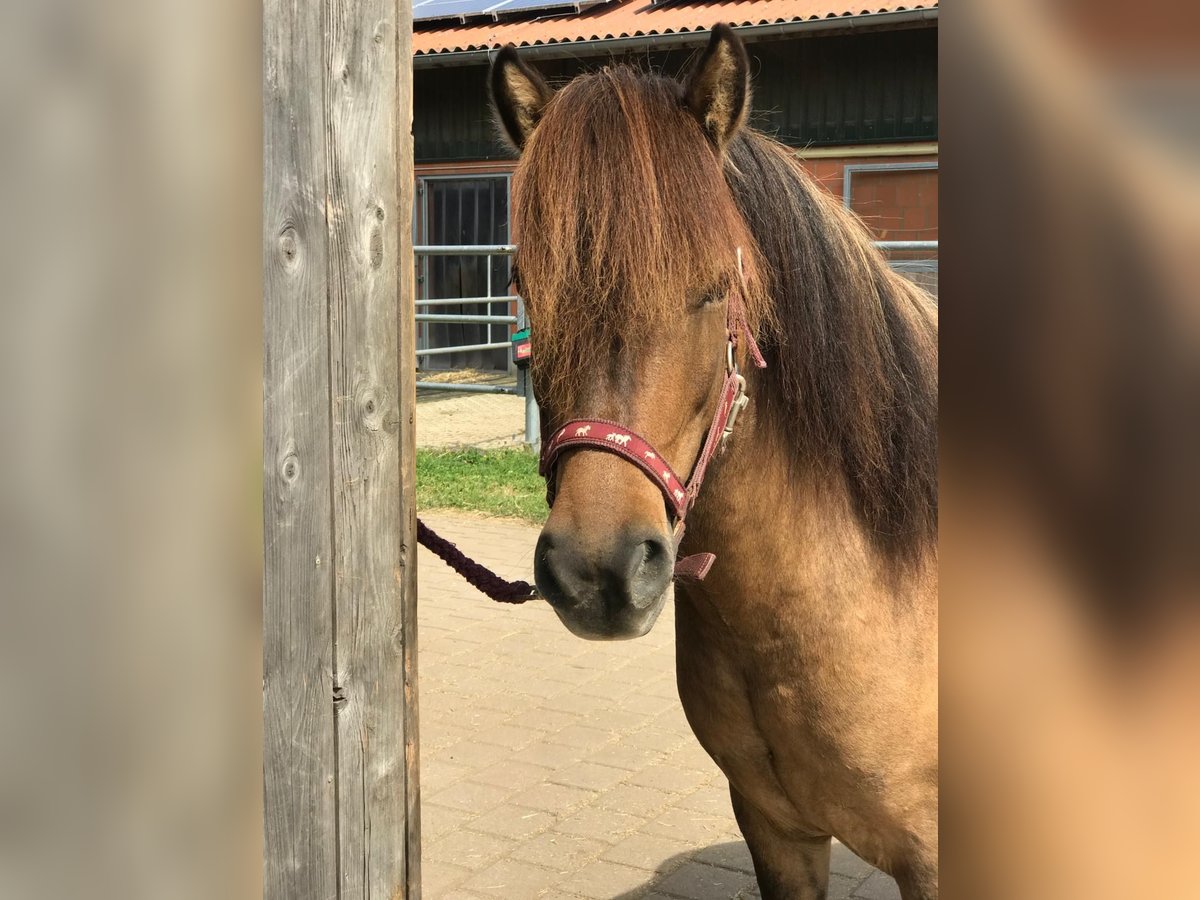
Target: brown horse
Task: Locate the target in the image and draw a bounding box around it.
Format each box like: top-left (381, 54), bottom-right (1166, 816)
top-left (490, 25), bottom-right (938, 899)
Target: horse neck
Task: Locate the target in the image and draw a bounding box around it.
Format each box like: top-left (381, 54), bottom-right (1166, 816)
top-left (681, 377), bottom-right (927, 621)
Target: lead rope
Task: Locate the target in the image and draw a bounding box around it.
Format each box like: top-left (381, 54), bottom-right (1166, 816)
top-left (417, 518), bottom-right (538, 603)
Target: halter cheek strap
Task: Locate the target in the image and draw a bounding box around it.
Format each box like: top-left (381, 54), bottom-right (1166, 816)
top-left (538, 279), bottom-right (765, 583)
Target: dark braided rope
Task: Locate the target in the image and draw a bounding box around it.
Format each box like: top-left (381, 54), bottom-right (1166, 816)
top-left (417, 518), bottom-right (538, 604)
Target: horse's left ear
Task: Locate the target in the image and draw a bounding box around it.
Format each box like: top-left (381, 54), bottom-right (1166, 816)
top-left (683, 24), bottom-right (751, 151)
top-left (489, 45), bottom-right (555, 152)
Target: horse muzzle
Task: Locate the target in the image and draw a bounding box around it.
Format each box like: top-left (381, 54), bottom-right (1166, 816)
top-left (534, 524), bottom-right (674, 639)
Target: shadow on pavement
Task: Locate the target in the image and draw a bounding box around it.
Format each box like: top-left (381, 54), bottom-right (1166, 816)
top-left (608, 841), bottom-right (759, 900)
top-left (606, 839), bottom-right (901, 900)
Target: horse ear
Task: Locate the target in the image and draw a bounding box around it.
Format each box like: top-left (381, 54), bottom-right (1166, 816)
top-left (489, 46), bottom-right (555, 152)
top-left (683, 24), bottom-right (751, 151)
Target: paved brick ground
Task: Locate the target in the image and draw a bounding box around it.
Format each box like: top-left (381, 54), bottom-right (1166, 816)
top-left (417, 386), bottom-right (527, 449)
top-left (418, 511), bottom-right (900, 899)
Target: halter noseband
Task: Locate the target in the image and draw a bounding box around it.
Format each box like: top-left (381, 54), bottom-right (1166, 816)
top-left (538, 254), bottom-right (765, 583)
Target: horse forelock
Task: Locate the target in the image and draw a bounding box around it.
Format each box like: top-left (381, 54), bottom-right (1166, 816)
top-left (511, 66), bottom-right (770, 407)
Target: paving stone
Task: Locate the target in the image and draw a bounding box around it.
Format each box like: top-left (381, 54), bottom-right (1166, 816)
top-left (621, 692), bottom-right (686, 717)
top-left (626, 763), bottom-right (711, 795)
top-left (553, 859), bottom-right (655, 899)
top-left (423, 801), bottom-right (476, 841)
top-left (466, 804), bottom-right (556, 841)
top-left (426, 722), bottom-right (480, 751)
top-left (828, 872), bottom-right (863, 900)
top-left (653, 859), bottom-right (757, 900)
top-left (643, 808), bottom-right (742, 844)
top-left (621, 727), bottom-right (692, 754)
top-left (469, 761), bottom-right (558, 791)
top-left (585, 740), bottom-right (669, 772)
top-left (422, 859), bottom-right (472, 896)
top-left (425, 829), bottom-right (516, 871)
top-left (460, 857), bottom-right (562, 898)
top-left (540, 691), bottom-right (619, 716)
top-left (440, 738), bottom-right (528, 771)
top-left (427, 779), bottom-right (513, 814)
top-left (673, 785), bottom-right (735, 818)
top-left (692, 840), bottom-right (756, 875)
top-left (554, 805), bottom-right (649, 844)
top-left (508, 781), bottom-right (598, 814)
top-left (831, 840), bottom-right (879, 882)
top-left (550, 723), bottom-right (618, 750)
top-left (509, 740), bottom-right (585, 771)
top-left (416, 391), bottom-right (526, 449)
top-left (574, 677), bottom-right (639, 701)
top-left (601, 832), bottom-right (695, 872)
top-left (664, 742), bottom-right (720, 772)
top-left (852, 869), bottom-right (902, 900)
top-left (508, 830), bottom-right (607, 872)
top-left (474, 723), bottom-right (543, 751)
top-left (594, 782), bottom-right (676, 819)
top-left (506, 707), bottom-right (580, 733)
top-left (423, 760), bottom-right (477, 795)
top-left (581, 708), bottom-right (658, 734)
top-left (509, 677), bottom-right (574, 700)
top-left (548, 761), bottom-right (630, 792)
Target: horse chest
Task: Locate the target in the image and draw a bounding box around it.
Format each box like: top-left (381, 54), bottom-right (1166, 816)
top-left (674, 603), bottom-right (848, 835)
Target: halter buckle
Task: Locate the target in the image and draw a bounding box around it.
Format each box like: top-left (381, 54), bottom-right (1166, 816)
top-left (721, 373), bottom-right (748, 450)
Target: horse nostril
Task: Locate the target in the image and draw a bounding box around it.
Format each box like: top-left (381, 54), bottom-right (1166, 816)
top-left (535, 529), bottom-right (584, 610)
top-left (617, 531), bottom-right (673, 609)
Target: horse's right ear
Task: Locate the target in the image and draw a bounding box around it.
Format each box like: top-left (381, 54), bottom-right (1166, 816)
top-left (489, 46), bottom-right (554, 152)
top-left (683, 24), bottom-right (751, 151)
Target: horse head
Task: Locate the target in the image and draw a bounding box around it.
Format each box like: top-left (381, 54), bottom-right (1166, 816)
top-left (490, 26), bottom-right (765, 639)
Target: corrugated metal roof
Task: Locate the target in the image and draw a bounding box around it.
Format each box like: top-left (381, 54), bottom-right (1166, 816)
top-left (414, 0), bottom-right (938, 57)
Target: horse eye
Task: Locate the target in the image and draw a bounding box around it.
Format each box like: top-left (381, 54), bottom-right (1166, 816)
top-left (697, 287), bottom-right (727, 308)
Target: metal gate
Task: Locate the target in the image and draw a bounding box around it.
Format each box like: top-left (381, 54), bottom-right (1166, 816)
top-left (412, 239), bottom-right (938, 450)
top-left (414, 243), bottom-right (540, 446)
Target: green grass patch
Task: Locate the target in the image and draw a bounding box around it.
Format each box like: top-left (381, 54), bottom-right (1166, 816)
top-left (416, 447), bottom-right (547, 523)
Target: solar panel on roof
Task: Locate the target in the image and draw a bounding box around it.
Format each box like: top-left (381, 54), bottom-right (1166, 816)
top-left (494, 0), bottom-right (609, 16)
top-left (413, 0), bottom-right (496, 23)
top-left (414, 0), bottom-right (610, 23)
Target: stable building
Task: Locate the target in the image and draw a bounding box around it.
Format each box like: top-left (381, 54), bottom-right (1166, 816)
top-left (413, 0), bottom-right (939, 370)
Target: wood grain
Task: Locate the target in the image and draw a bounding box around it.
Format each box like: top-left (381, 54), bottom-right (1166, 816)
top-left (265, 0), bottom-right (416, 894)
top-left (324, 0), bottom-right (417, 896)
top-left (395, 8), bottom-right (422, 898)
top-left (263, 0), bottom-right (337, 893)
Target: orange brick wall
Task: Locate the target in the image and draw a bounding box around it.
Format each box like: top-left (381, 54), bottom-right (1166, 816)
top-left (799, 153), bottom-right (939, 242)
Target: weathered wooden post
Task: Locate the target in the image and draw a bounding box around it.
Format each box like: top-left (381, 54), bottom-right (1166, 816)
top-left (263, 0), bottom-right (418, 894)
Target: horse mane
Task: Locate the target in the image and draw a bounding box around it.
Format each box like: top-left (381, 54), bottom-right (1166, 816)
top-left (511, 64), bottom-right (937, 562)
top-left (724, 133), bottom-right (938, 561)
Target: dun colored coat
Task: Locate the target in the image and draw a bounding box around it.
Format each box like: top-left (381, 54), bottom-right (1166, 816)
top-left (490, 25), bottom-right (939, 899)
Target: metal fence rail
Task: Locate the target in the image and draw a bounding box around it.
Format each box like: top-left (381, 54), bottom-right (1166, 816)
top-left (414, 244), bottom-right (540, 443)
top-left (414, 240), bottom-right (938, 447)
